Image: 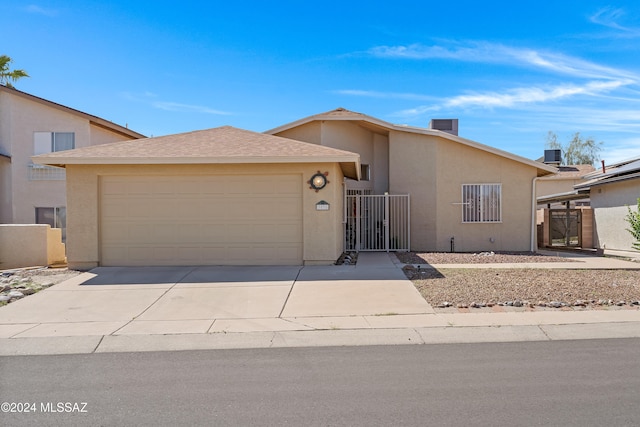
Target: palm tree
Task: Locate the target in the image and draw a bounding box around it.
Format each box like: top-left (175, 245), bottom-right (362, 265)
top-left (0, 55), bottom-right (29, 88)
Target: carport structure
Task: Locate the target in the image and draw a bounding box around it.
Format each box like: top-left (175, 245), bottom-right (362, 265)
top-left (33, 126), bottom-right (360, 269)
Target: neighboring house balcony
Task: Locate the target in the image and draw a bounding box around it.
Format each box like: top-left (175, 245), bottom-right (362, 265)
top-left (28, 163), bottom-right (66, 180)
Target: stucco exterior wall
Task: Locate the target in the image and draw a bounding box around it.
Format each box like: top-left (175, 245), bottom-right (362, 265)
top-left (0, 90), bottom-right (139, 225)
top-left (276, 121), bottom-right (322, 146)
top-left (0, 157), bottom-right (10, 223)
top-left (590, 179), bottom-right (639, 251)
top-left (536, 178), bottom-right (584, 198)
top-left (0, 224), bottom-right (65, 269)
top-left (388, 131), bottom-right (438, 250)
top-left (276, 121), bottom-right (390, 194)
top-left (389, 131), bottom-right (537, 252)
top-left (65, 163), bottom-right (345, 269)
top-left (8, 95), bottom-right (89, 224)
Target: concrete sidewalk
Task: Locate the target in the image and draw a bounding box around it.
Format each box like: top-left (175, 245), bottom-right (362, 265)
top-left (0, 252), bottom-right (639, 356)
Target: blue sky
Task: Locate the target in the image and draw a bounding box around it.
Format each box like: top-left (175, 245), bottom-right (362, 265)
top-left (4, 1), bottom-right (640, 163)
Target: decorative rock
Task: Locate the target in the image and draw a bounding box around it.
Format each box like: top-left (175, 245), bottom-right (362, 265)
top-left (574, 300), bottom-right (587, 307)
top-left (513, 300), bottom-right (523, 307)
top-left (549, 301), bottom-right (563, 308)
top-left (631, 301), bottom-right (640, 306)
top-left (8, 290), bottom-right (24, 298)
top-left (21, 288), bottom-right (36, 296)
top-left (438, 302), bottom-right (453, 308)
top-left (457, 303), bottom-right (468, 309)
top-left (0, 295), bottom-right (10, 302)
top-left (19, 278), bottom-right (31, 284)
top-left (0, 284), bottom-right (10, 292)
top-left (537, 301), bottom-right (547, 307)
top-left (616, 301), bottom-right (626, 306)
top-left (40, 282), bottom-right (55, 288)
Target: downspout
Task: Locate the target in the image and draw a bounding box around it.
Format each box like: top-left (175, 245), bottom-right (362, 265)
top-left (531, 176), bottom-right (541, 252)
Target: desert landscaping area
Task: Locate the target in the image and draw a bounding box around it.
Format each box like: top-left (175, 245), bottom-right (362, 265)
top-left (398, 252), bottom-right (640, 311)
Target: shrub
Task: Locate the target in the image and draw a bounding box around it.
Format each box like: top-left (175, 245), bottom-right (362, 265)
top-left (625, 198), bottom-right (640, 251)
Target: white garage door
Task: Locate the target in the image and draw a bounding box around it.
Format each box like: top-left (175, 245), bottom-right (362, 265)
top-left (100, 175), bottom-right (303, 266)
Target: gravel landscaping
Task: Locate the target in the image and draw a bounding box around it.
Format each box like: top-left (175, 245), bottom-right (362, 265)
top-left (0, 268), bottom-right (82, 306)
top-left (400, 252), bottom-right (640, 311)
top-left (396, 251), bottom-right (576, 264)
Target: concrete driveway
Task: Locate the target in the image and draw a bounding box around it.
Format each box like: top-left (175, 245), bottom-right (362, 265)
top-left (0, 253), bottom-right (434, 338)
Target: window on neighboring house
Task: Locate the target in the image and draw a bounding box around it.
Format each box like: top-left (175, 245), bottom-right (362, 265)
top-left (360, 164), bottom-right (370, 181)
top-left (30, 132), bottom-right (73, 180)
top-left (34, 132), bottom-right (75, 155)
top-left (35, 207), bottom-right (67, 241)
top-left (462, 184), bottom-right (502, 223)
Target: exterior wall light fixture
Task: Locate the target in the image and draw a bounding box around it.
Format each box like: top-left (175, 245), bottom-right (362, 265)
top-left (308, 171), bottom-right (329, 192)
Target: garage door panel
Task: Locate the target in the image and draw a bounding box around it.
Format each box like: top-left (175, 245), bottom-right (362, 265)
top-left (100, 175), bottom-right (303, 266)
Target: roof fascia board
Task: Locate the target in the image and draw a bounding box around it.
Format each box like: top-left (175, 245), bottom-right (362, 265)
top-left (31, 155), bottom-right (360, 166)
top-left (267, 111), bottom-right (556, 176)
top-left (575, 171), bottom-right (640, 190)
top-left (1, 85), bottom-right (145, 139)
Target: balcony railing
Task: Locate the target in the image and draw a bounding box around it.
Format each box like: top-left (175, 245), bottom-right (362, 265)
top-left (28, 164), bottom-right (66, 181)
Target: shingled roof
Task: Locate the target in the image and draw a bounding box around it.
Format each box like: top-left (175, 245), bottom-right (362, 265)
top-left (32, 125), bottom-right (361, 179)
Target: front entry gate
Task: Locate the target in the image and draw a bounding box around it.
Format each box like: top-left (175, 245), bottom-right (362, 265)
top-left (345, 193), bottom-right (410, 252)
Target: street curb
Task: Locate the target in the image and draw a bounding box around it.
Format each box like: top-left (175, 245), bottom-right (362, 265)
top-left (1, 322), bottom-right (639, 356)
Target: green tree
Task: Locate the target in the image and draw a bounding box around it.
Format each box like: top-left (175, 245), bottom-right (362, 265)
top-left (546, 131), bottom-right (603, 165)
top-left (625, 198), bottom-right (640, 251)
top-left (0, 55), bottom-right (29, 88)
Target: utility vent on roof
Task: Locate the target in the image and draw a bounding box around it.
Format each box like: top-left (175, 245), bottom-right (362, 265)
top-left (544, 149), bottom-right (562, 165)
top-left (429, 119), bottom-right (458, 136)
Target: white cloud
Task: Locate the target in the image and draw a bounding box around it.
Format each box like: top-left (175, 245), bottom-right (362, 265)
top-left (367, 41), bottom-right (637, 80)
top-left (151, 101), bottom-right (230, 115)
top-left (25, 4), bottom-right (57, 16)
top-left (442, 80), bottom-right (631, 109)
top-left (120, 92), bottom-right (230, 115)
top-left (589, 7), bottom-right (640, 37)
top-left (603, 138), bottom-right (640, 164)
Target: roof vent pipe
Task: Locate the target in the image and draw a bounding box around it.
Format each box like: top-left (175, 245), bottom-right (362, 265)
top-left (601, 160), bottom-right (606, 173)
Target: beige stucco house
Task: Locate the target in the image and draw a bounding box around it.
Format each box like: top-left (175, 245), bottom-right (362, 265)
top-left (0, 85), bottom-right (144, 239)
top-left (268, 108), bottom-right (556, 254)
top-left (33, 108), bottom-right (557, 269)
top-left (33, 126), bottom-right (360, 270)
top-left (536, 164), bottom-right (595, 207)
top-left (574, 157), bottom-right (640, 252)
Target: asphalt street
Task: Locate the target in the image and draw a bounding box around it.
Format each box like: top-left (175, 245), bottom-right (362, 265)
top-left (1, 338), bottom-right (639, 426)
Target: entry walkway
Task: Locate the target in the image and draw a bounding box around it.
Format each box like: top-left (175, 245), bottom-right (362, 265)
top-left (0, 252), bottom-right (638, 355)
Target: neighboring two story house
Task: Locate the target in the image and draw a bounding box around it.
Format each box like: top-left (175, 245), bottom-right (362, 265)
top-left (0, 85), bottom-right (145, 240)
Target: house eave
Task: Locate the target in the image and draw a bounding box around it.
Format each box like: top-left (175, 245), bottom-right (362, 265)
top-left (266, 109), bottom-right (558, 177)
top-left (0, 85), bottom-right (145, 139)
top-left (32, 155), bottom-right (362, 179)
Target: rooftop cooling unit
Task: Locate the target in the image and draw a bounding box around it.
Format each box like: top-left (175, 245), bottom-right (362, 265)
top-left (544, 149), bottom-right (562, 165)
top-left (429, 119), bottom-right (458, 136)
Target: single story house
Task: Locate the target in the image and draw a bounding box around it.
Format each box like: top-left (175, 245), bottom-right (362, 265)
top-left (267, 108), bottom-right (556, 254)
top-left (33, 109), bottom-right (557, 269)
top-left (33, 126), bottom-right (359, 269)
top-left (574, 157), bottom-right (640, 252)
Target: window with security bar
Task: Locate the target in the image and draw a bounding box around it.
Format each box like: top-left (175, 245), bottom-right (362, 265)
top-left (462, 184), bottom-right (502, 223)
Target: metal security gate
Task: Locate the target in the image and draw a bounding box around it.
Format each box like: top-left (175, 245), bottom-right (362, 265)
top-left (345, 193), bottom-right (410, 252)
